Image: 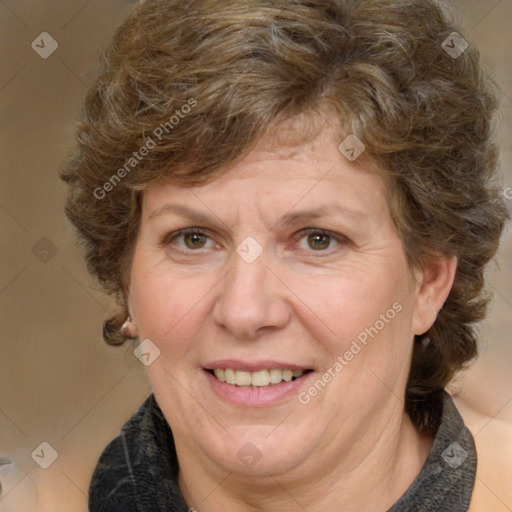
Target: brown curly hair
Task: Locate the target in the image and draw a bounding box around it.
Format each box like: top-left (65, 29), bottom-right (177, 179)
top-left (60, 0), bottom-right (509, 430)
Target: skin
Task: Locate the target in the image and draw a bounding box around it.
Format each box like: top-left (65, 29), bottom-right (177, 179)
top-left (126, 120), bottom-right (457, 511)
top-left (453, 388), bottom-right (512, 511)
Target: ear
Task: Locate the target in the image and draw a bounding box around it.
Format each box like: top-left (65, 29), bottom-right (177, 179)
top-left (120, 317), bottom-right (139, 339)
top-left (121, 286), bottom-right (139, 339)
top-left (412, 253), bottom-right (457, 335)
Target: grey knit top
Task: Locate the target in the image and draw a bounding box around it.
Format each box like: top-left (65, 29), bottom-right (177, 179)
top-left (89, 390), bottom-right (476, 511)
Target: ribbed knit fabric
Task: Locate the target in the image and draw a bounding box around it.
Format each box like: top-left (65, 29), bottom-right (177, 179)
top-left (89, 390), bottom-right (476, 511)
top-left (388, 391), bottom-right (477, 511)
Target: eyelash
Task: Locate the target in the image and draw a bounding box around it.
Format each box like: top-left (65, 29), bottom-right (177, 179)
top-left (162, 227), bottom-right (348, 255)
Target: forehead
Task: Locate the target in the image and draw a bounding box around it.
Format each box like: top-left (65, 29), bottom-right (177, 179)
top-left (142, 122), bottom-right (389, 225)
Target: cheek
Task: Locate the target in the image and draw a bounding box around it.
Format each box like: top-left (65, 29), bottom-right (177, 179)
top-left (290, 261), bottom-right (411, 357)
top-left (297, 271), bottom-right (415, 408)
top-left (298, 267), bottom-right (416, 402)
top-left (128, 252), bottom-right (211, 356)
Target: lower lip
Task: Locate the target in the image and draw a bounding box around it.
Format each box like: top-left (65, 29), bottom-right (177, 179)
top-left (204, 370), bottom-right (314, 407)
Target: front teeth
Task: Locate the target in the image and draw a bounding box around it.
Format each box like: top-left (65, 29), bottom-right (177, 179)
top-left (213, 368), bottom-right (305, 387)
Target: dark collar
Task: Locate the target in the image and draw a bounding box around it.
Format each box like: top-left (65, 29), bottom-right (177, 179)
top-left (388, 390), bottom-right (477, 511)
top-left (89, 390), bottom-right (476, 511)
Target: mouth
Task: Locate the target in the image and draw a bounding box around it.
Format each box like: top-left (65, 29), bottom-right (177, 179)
top-left (205, 368), bottom-right (314, 387)
top-left (203, 361), bottom-right (316, 407)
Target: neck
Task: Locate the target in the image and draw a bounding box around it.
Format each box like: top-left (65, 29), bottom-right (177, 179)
top-left (176, 411), bottom-right (433, 512)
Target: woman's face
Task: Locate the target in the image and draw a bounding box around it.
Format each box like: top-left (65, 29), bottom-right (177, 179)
top-left (128, 123), bottom-right (436, 479)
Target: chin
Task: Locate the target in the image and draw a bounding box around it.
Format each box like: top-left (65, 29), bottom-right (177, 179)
top-left (199, 421), bottom-right (313, 477)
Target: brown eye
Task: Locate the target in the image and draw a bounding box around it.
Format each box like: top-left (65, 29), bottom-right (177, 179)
top-left (164, 229), bottom-right (216, 252)
top-left (307, 232), bottom-right (331, 251)
top-left (183, 232), bottom-right (208, 249)
top-left (295, 228), bottom-right (348, 254)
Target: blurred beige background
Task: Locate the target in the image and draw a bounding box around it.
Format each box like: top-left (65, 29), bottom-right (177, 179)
top-left (0, 1), bottom-right (511, 511)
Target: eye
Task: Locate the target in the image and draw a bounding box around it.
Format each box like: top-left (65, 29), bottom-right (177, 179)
top-left (164, 229), bottom-right (217, 251)
top-left (162, 227), bottom-right (348, 255)
top-left (295, 229), bottom-right (347, 252)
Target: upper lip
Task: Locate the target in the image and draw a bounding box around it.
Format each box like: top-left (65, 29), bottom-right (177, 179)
top-left (204, 360), bottom-right (313, 372)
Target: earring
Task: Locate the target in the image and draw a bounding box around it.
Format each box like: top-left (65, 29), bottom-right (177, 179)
top-left (120, 317), bottom-right (138, 339)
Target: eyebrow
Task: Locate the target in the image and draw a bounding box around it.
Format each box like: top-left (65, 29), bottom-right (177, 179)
top-left (148, 203), bottom-right (366, 229)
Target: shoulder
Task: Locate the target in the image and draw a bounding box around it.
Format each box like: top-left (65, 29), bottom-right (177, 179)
top-left (88, 393), bottom-right (185, 512)
top-left (451, 393), bottom-right (512, 512)
top-left (88, 394), bottom-right (158, 510)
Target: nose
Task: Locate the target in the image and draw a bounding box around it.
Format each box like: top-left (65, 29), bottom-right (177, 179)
top-left (212, 247), bottom-right (292, 339)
